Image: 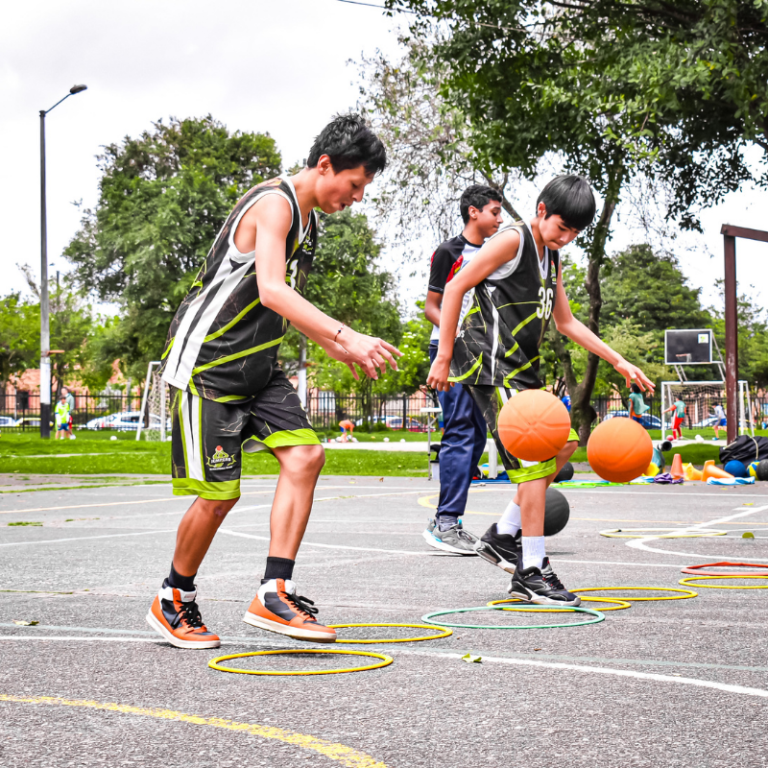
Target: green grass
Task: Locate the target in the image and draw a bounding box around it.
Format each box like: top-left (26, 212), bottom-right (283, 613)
top-left (0, 432), bottom-right (431, 477)
top-left (0, 429), bottom-right (727, 478)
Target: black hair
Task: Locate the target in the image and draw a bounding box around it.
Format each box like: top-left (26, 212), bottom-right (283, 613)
top-left (537, 175), bottom-right (596, 231)
top-left (459, 184), bottom-right (503, 224)
top-left (631, 383), bottom-right (641, 394)
top-left (307, 114), bottom-right (387, 176)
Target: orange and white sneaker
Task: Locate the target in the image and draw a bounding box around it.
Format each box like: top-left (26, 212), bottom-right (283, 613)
top-left (146, 584), bottom-right (221, 649)
top-left (243, 579), bottom-right (336, 643)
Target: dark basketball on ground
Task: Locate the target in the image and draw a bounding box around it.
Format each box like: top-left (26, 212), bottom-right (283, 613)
top-left (554, 462), bottom-right (574, 483)
top-left (545, 487), bottom-right (570, 536)
top-left (757, 460), bottom-right (768, 481)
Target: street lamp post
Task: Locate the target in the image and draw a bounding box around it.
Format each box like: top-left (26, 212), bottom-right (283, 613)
top-left (39, 84), bottom-right (87, 438)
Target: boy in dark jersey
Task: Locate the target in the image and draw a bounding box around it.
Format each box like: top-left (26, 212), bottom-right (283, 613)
top-left (147, 115), bottom-right (400, 649)
top-left (423, 185), bottom-right (503, 554)
top-left (428, 175), bottom-right (654, 605)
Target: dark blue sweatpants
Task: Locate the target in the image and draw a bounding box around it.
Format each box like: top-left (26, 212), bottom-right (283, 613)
top-left (429, 343), bottom-right (488, 518)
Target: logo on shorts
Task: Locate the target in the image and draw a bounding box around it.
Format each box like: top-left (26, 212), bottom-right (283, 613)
top-left (207, 445), bottom-right (235, 471)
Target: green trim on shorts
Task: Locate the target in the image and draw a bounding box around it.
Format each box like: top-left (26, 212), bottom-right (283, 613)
top-left (506, 457), bottom-right (557, 484)
top-left (568, 428), bottom-right (578, 442)
top-left (213, 393), bottom-right (249, 403)
top-left (172, 478), bottom-right (241, 500)
top-left (243, 428), bottom-right (321, 455)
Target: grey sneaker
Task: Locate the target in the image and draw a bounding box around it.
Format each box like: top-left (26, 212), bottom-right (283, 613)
top-left (422, 518), bottom-right (479, 555)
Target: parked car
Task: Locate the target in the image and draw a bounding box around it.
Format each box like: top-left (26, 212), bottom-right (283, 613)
top-left (15, 417), bottom-right (42, 428)
top-left (602, 410), bottom-right (661, 430)
top-left (0, 416), bottom-right (18, 427)
top-left (84, 411), bottom-right (144, 431)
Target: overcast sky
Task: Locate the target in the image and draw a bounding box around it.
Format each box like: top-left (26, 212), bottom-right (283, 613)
top-left (2, 0), bottom-right (767, 322)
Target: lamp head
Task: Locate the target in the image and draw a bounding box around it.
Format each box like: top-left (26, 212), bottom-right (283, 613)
top-left (69, 84), bottom-right (87, 94)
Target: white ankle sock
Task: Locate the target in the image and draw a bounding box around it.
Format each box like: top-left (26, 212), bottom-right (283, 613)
top-left (497, 501), bottom-right (521, 536)
top-left (522, 536), bottom-right (546, 571)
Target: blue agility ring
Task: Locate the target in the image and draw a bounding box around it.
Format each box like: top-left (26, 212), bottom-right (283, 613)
top-left (421, 605), bottom-right (604, 629)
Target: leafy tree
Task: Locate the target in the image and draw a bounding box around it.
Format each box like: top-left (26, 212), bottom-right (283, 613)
top-left (0, 293), bottom-right (39, 394)
top-left (383, 0), bottom-right (768, 440)
top-left (65, 116), bottom-right (282, 380)
top-left (599, 245), bottom-right (710, 336)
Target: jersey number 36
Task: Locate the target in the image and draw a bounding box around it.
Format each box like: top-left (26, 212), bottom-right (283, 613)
top-left (537, 287), bottom-right (554, 319)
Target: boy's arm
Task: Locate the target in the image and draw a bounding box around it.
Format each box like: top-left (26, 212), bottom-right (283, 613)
top-left (552, 265), bottom-right (655, 394)
top-left (424, 291), bottom-right (442, 327)
top-left (245, 195), bottom-right (401, 380)
top-left (427, 229), bottom-right (521, 391)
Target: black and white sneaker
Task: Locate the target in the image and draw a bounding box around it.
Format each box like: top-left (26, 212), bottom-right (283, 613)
top-left (475, 524), bottom-right (521, 574)
top-left (507, 557), bottom-right (581, 606)
top-left (422, 518), bottom-right (479, 555)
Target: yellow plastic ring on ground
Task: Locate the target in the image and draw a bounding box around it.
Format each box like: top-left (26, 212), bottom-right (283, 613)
top-left (679, 575), bottom-right (768, 590)
top-left (487, 596), bottom-right (631, 613)
top-left (328, 622), bottom-right (452, 643)
top-left (599, 527), bottom-right (727, 539)
top-left (208, 648), bottom-right (393, 676)
top-left (572, 586), bottom-right (698, 601)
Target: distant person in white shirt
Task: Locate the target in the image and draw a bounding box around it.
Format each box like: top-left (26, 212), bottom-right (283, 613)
top-left (713, 403), bottom-right (726, 439)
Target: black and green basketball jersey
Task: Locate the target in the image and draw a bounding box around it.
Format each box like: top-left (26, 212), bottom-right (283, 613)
top-left (161, 176), bottom-right (317, 401)
top-left (450, 221), bottom-right (559, 390)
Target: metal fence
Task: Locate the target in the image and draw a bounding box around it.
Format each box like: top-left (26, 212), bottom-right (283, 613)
top-left (0, 393), bottom-right (143, 432)
top-left (2, 390), bottom-right (767, 434)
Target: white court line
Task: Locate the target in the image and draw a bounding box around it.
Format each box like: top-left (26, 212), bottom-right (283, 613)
top-left (626, 504), bottom-right (768, 561)
top-left (2, 634), bottom-right (767, 701)
top-left (218, 528), bottom-right (435, 557)
top-left (391, 649), bottom-right (768, 700)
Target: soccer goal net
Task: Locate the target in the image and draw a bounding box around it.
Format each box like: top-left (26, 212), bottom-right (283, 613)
top-left (136, 361), bottom-right (170, 442)
top-left (660, 380), bottom-right (754, 439)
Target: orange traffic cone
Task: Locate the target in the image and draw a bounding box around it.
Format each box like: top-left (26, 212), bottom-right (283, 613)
top-left (703, 463), bottom-right (734, 481)
top-left (684, 463), bottom-right (703, 481)
top-left (703, 459), bottom-right (715, 470)
top-left (670, 453), bottom-right (684, 479)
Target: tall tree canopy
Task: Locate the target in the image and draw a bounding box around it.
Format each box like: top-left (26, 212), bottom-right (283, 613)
top-left (65, 116), bottom-right (282, 380)
top-left (381, 0), bottom-right (768, 439)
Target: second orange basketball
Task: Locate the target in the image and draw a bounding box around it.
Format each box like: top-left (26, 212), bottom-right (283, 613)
top-left (498, 389), bottom-right (571, 462)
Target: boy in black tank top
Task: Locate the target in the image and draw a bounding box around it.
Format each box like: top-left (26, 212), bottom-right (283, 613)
top-left (428, 175), bottom-right (655, 605)
top-left (147, 116), bottom-right (402, 650)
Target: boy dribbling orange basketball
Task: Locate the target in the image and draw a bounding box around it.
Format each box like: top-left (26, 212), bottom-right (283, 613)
top-left (427, 175), bottom-right (654, 605)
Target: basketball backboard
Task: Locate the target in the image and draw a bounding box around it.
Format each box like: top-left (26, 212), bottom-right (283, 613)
top-left (664, 329), bottom-right (713, 365)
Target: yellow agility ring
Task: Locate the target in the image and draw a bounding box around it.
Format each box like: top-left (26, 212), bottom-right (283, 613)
top-left (599, 527), bottom-right (727, 539)
top-left (487, 596), bottom-right (631, 612)
top-left (329, 622), bottom-right (452, 643)
top-left (573, 586), bottom-right (698, 602)
top-left (679, 575), bottom-right (768, 590)
top-left (208, 648), bottom-right (393, 676)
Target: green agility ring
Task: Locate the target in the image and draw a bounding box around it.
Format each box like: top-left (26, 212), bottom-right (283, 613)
top-left (421, 605), bottom-right (604, 629)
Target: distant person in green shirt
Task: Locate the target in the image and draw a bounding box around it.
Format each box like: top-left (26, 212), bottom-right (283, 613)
top-left (663, 397), bottom-right (686, 440)
top-left (628, 383), bottom-right (649, 425)
top-left (54, 392), bottom-right (72, 440)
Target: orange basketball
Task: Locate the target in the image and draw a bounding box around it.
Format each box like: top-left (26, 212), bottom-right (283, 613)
top-left (498, 390), bottom-right (571, 462)
top-left (587, 417), bottom-right (653, 483)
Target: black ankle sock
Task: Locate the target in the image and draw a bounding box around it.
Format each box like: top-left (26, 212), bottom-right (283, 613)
top-left (167, 563), bottom-right (196, 592)
top-left (263, 556), bottom-right (295, 582)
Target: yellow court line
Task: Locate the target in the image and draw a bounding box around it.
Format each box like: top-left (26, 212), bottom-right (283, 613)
top-left (0, 694), bottom-right (388, 768)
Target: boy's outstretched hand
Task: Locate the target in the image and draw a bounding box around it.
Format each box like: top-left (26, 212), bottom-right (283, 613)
top-left (614, 358), bottom-right (655, 394)
top-left (426, 355), bottom-right (453, 392)
top-left (337, 327), bottom-right (402, 380)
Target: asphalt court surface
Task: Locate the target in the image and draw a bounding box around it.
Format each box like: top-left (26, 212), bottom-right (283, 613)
top-left (1, 475), bottom-right (768, 767)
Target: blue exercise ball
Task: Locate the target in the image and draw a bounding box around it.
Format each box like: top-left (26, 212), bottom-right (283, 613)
top-left (724, 460), bottom-right (747, 478)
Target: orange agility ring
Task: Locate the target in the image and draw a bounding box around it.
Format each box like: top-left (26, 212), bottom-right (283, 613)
top-left (681, 561), bottom-right (768, 577)
top-left (587, 417), bottom-right (653, 483)
top-left (498, 389), bottom-right (571, 462)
